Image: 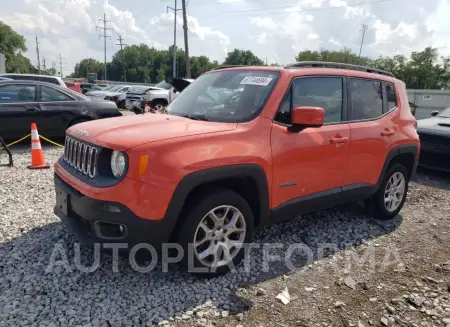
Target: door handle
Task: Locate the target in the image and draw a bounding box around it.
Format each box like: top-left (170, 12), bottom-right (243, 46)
top-left (381, 129), bottom-right (396, 136)
top-left (25, 104), bottom-right (42, 111)
top-left (330, 136), bottom-right (349, 144)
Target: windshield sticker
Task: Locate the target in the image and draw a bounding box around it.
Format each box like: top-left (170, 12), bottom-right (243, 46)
top-left (240, 76), bottom-right (273, 86)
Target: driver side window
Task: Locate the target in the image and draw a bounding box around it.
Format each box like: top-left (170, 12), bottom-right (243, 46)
top-left (274, 77), bottom-right (343, 124)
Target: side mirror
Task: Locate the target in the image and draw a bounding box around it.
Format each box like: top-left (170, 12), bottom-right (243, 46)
top-left (289, 106), bottom-right (325, 132)
top-left (431, 111), bottom-right (439, 117)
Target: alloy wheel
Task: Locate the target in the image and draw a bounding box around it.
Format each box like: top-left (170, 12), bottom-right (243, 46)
top-left (193, 205), bottom-right (246, 268)
top-left (384, 172), bottom-right (406, 212)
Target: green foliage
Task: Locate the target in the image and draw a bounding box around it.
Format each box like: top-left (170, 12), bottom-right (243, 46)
top-left (0, 21), bottom-right (33, 73)
top-left (1, 22), bottom-right (450, 89)
top-left (296, 47), bottom-right (450, 89)
top-left (223, 49), bottom-right (265, 66)
top-left (70, 58), bottom-right (104, 79)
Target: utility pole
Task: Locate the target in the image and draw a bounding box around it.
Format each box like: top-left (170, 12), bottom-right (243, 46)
top-left (59, 54), bottom-right (64, 78)
top-left (167, 0), bottom-right (182, 78)
top-left (115, 34), bottom-right (128, 82)
top-left (359, 24), bottom-right (368, 58)
top-left (43, 58), bottom-right (46, 74)
top-left (97, 13), bottom-right (113, 81)
top-left (181, 0), bottom-right (191, 78)
top-left (115, 34), bottom-right (127, 51)
top-left (35, 37), bottom-right (41, 74)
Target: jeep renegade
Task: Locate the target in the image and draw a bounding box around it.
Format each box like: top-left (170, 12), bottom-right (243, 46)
top-left (54, 62), bottom-right (420, 274)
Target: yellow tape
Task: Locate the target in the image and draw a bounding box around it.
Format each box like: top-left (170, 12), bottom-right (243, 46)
top-left (39, 135), bottom-right (65, 148)
top-left (0, 134), bottom-right (31, 150)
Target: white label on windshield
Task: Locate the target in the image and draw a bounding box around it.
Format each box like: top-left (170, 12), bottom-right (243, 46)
top-left (240, 76), bottom-right (273, 86)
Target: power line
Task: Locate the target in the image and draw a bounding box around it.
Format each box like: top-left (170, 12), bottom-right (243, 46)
top-left (167, 0), bottom-right (182, 78)
top-left (97, 13), bottom-right (114, 80)
top-left (359, 24), bottom-right (368, 58)
top-left (192, 0), bottom-right (393, 16)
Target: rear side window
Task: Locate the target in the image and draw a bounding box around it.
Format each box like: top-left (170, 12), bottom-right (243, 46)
top-left (385, 82), bottom-right (397, 111)
top-left (0, 85), bottom-right (36, 103)
top-left (349, 79), bottom-right (383, 120)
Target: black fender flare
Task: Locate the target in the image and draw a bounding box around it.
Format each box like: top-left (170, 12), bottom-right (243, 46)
top-left (376, 144), bottom-right (419, 187)
top-left (163, 164), bottom-right (271, 238)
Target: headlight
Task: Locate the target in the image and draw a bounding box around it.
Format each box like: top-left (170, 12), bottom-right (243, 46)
top-left (111, 151), bottom-right (127, 178)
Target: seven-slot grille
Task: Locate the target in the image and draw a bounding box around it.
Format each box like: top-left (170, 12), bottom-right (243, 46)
top-left (63, 136), bottom-right (99, 178)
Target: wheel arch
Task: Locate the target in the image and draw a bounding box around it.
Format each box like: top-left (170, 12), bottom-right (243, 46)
top-left (165, 164), bottom-right (270, 241)
top-left (66, 115), bottom-right (94, 130)
top-left (377, 144), bottom-right (419, 186)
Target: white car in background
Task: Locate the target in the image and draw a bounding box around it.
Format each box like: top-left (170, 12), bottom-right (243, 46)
top-left (86, 84), bottom-right (130, 101)
top-left (168, 78), bottom-right (194, 103)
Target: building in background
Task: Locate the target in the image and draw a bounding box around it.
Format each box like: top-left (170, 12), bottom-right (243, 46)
top-left (0, 53), bottom-right (5, 74)
top-left (407, 89), bottom-right (450, 120)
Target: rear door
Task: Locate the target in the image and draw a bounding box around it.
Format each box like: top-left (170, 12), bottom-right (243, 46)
top-left (343, 78), bottom-right (399, 190)
top-left (37, 85), bottom-right (81, 137)
top-left (0, 83), bottom-right (39, 139)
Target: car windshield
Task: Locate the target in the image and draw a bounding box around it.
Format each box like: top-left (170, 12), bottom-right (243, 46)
top-left (101, 85), bottom-right (115, 91)
top-left (166, 70), bottom-right (280, 122)
top-left (438, 107), bottom-right (450, 118)
top-left (155, 81), bottom-right (173, 90)
top-left (128, 85), bottom-right (150, 94)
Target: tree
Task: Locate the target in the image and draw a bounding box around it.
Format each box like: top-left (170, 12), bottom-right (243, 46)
top-left (70, 58), bottom-right (104, 79)
top-left (224, 49), bottom-right (265, 66)
top-left (0, 21), bottom-right (36, 73)
top-left (296, 48), bottom-right (372, 66)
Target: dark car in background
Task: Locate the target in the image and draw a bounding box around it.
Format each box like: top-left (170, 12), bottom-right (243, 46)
top-left (79, 83), bottom-right (102, 94)
top-left (417, 106), bottom-right (450, 172)
top-left (0, 80), bottom-right (122, 139)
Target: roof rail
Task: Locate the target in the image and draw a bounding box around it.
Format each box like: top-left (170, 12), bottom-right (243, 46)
top-left (212, 65), bottom-right (248, 70)
top-left (284, 61), bottom-right (394, 77)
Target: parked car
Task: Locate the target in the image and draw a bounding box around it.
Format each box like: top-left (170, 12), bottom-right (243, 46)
top-left (54, 62), bottom-right (419, 275)
top-left (124, 84), bottom-right (166, 113)
top-left (64, 81), bottom-right (82, 93)
top-left (86, 84), bottom-right (130, 103)
top-left (0, 77), bottom-right (12, 81)
top-left (167, 77), bottom-right (194, 103)
top-left (0, 80), bottom-right (122, 139)
top-left (417, 106), bottom-right (450, 172)
top-left (0, 73), bottom-right (67, 87)
top-left (144, 80), bottom-right (177, 110)
top-left (79, 83), bottom-right (102, 94)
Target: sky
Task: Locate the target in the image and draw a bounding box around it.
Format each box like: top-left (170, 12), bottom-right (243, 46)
top-left (1, 0), bottom-right (449, 76)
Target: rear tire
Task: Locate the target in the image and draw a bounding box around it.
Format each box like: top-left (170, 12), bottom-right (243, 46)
top-left (365, 164), bottom-right (409, 220)
top-left (151, 99), bottom-right (167, 112)
top-left (176, 189), bottom-right (254, 276)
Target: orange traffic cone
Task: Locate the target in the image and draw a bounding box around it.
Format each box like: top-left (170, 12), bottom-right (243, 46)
top-left (27, 123), bottom-right (50, 169)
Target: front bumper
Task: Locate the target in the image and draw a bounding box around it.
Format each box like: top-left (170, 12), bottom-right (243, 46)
top-left (54, 174), bottom-right (173, 250)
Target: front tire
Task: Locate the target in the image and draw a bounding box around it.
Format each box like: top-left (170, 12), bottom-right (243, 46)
top-left (176, 189), bottom-right (254, 276)
top-left (365, 164), bottom-right (409, 220)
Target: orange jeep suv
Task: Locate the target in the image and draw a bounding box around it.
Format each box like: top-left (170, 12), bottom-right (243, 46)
top-left (54, 62), bottom-right (420, 274)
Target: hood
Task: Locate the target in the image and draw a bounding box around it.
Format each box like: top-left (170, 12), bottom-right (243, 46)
top-left (166, 77), bottom-right (192, 93)
top-left (89, 91), bottom-right (121, 97)
top-left (417, 117), bottom-right (450, 133)
top-left (147, 88), bottom-right (169, 96)
top-left (67, 113), bottom-right (237, 151)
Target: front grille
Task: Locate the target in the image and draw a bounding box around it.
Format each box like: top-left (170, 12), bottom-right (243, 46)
top-left (418, 132), bottom-right (450, 146)
top-left (63, 136), bottom-right (99, 178)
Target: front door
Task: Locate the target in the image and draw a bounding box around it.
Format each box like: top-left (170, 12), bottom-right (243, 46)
top-left (37, 85), bottom-right (80, 137)
top-left (271, 76), bottom-right (350, 211)
top-left (0, 83), bottom-right (39, 139)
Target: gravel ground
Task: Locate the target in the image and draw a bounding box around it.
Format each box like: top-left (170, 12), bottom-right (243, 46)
top-left (0, 147), bottom-right (449, 327)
